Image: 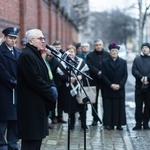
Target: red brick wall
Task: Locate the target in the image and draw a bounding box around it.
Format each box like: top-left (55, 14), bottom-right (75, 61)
top-left (0, 0), bottom-right (20, 46)
top-left (0, 0), bottom-right (78, 48)
top-left (25, 0), bottom-right (38, 29)
top-left (41, 0), bottom-right (49, 44)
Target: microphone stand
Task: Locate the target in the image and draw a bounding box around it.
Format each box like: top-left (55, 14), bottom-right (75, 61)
top-left (50, 51), bottom-right (102, 150)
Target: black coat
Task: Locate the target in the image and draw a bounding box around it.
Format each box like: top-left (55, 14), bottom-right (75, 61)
top-left (57, 57), bottom-right (89, 113)
top-left (101, 56), bottom-right (128, 98)
top-left (0, 42), bottom-right (21, 120)
top-left (101, 56), bottom-right (128, 126)
top-left (132, 55), bottom-right (150, 89)
top-left (17, 43), bottom-right (56, 140)
top-left (86, 50), bottom-right (109, 88)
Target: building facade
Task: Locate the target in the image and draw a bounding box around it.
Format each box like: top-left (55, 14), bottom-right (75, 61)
top-left (0, 0), bottom-right (79, 49)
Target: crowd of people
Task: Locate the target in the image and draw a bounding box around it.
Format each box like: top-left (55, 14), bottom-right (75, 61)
top-left (0, 26), bottom-right (150, 150)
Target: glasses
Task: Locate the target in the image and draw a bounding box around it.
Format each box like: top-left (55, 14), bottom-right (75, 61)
top-left (35, 37), bottom-right (46, 41)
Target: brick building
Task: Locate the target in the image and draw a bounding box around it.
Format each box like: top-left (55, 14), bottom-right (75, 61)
top-left (0, 0), bottom-right (79, 49)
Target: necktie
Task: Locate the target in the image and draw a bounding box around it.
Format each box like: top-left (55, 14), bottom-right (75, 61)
top-left (11, 49), bottom-right (15, 55)
top-left (44, 60), bottom-right (53, 80)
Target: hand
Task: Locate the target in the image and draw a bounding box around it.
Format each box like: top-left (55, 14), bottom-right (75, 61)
top-left (50, 86), bottom-right (58, 100)
top-left (11, 80), bottom-right (17, 88)
top-left (77, 75), bottom-right (82, 80)
top-left (141, 76), bottom-right (144, 83)
top-left (70, 77), bottom-right (76, 83)
top-left (111, 84), bottom-right (120, 91)
top-left (97, 71), bottom-right (102, 78)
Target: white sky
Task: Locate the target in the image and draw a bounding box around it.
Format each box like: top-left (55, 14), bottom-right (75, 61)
top-left (89, 0), bottom-right (137, 12)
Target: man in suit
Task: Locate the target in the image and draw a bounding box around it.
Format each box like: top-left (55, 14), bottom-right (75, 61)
top-left (0, 27), bottom-right (20, 150)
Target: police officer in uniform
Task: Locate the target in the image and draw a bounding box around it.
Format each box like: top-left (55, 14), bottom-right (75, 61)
top-left (0, 27), bottom-right (21, 150)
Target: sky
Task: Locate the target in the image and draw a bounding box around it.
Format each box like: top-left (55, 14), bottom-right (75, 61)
top-left (89, 0), bottom-right (137, 12)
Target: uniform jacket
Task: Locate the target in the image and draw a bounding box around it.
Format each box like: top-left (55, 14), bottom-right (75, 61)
top-left (17, 43), bottom-right (56, 140)
top-left (0, 42), bottom-right (21, 120)
top-left (101, 56), bottom-right (128, 98)
top-left (86, 49), bottom-right (109, 88)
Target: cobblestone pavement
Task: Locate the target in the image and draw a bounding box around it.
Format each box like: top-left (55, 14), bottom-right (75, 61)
top-left (41, 66), bottom-right (150, 150)
top-left (41, 103), bottom-right (135, 150)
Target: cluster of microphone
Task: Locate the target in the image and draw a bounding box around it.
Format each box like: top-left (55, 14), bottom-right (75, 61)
top-left (46, 45), bottom-right (77, 64)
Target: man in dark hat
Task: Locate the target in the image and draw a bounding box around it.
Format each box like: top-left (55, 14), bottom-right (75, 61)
top-left (132, 42), bottom-right (150, 130)
top-left (0, 27), bottom-right (21, 150)
top-left (101, 42), bottom-right (128, 130)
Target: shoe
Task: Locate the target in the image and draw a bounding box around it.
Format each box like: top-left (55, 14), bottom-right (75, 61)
top-left (48, 123), bottom-right (53, 129)
top-left (116, 126), bottom-right (123, 130)
top-left (57, 118), bottom-right (67, 123)
top-left (70, 126), bottom-right (74, 130)
top-left (51, 118), bottom-right (57, 124)
top-left (78, 116), bottom-right (81, 120)
top-left (91, 120), bottom-right (98, 126)
top-left (104, 126), bottom-right (114, 130)
top-left (143, 125), bottom-right (150, 130)
top-left (81, 125), bottom-right (88, 130)
top-left (132, 125), bottom-right (141, 130)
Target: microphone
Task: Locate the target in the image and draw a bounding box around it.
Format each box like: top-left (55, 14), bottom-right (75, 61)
top-left (46, 45), bottom-right (59, 55)
top-left (61, 51), bottom-right (78, 64)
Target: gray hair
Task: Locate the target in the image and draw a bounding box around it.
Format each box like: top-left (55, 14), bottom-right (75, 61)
top-left (81, 42), bottom-right (90, 47)
top-left (25, 29), bottom-right (42, 42)
top-left (94, 39), bottom-right (103, 43)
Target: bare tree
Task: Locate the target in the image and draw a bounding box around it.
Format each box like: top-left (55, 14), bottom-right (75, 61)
top-left (90, 9), bottom-right (136, 46)
top-left (137, 0), bottom-right (150, 49)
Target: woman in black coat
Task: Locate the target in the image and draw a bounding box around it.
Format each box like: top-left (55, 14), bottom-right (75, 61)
top-left (101, 42), bottom-right (128, 130)
top-left (57, 45), bottom-right (89, 130)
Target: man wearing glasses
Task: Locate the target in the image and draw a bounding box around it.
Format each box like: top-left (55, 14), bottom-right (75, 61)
top-left (17, 29), bottom-right (58, 150)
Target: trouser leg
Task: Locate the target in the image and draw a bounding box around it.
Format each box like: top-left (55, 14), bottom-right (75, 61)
top-left (135, 89), bottom-right (143, 126)
top-left (21, 140), bottom-right (42, 150)
top-left (0, 121), bottom-right (7, 150)
top-left (7, 120), bottom-right (19, 150)
top-left (142, 91), bottom-right (150, 126)
top-left (92, 87), bottom-right (99, 121)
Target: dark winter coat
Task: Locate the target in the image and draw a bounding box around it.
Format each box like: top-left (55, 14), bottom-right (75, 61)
top-left (101, 56), bottom-right (128, 98)
top-left (17, 43), bottom-right (56, 140)
top-left (101, 56), bottom-right (128, 126)
top-left (132, 54), bottom-right (150, 89)
top-left (0, 42), bottom-right (21, 120)
top-left (86, 49), bottom-right (109, 88)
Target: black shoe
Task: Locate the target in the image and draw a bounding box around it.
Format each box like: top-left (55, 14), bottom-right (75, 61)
top-left (81, 125), bottom-right (88, 130)
top-left (143, 125), bottom-right (150, 130)
top-left (116, 126), bottom-right (123, 130)
top-left (132, 125), bottom-right (141, 130)
top-left (57, 118), bottom-right (67, 123)
top-left (70, 126), bottom-right (74, 130)
top-left (51, 118), bottom-right (57, 124)
top-left (104, 126), bottom-right (114, 130)
top-left (91, 120), bottom-right (98, 126)
top-left (78, 116), bottom-right (81, 120)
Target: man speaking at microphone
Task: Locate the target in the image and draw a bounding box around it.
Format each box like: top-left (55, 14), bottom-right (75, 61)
top-left (17, 29), bottom-right (58, 150)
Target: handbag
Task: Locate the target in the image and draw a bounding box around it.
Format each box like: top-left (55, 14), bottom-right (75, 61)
top-left (76, 78), bottom-right (96, 104)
